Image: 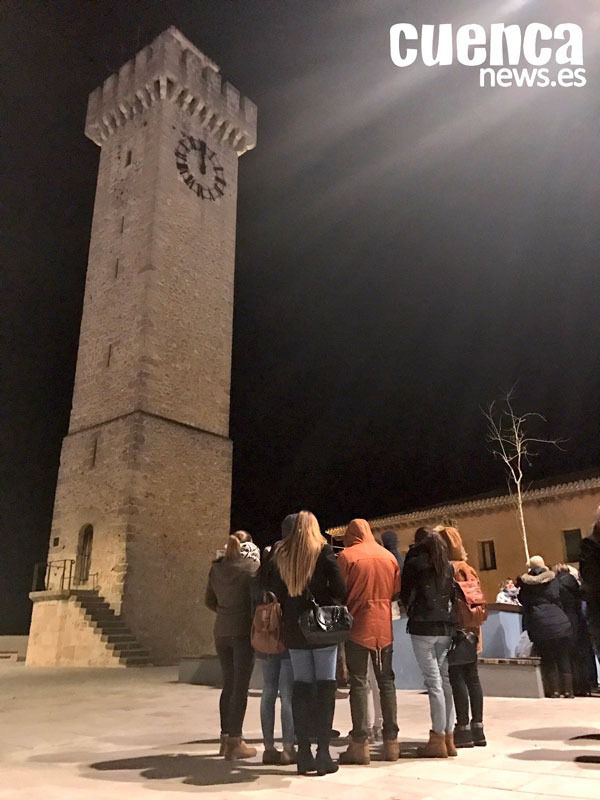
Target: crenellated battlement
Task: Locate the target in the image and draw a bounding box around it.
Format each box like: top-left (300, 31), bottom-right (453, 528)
top-left (85, 26), bottom-right (257, 155)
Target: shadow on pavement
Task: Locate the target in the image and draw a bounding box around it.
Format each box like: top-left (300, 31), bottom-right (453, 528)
top-left (509, 726), bottom-right (600, 771)
top-left (510, 748), bottom-right (600, 770)
top-left (182, 737), bottom-right (262, 746)
top-left (509, 727), bottom-right (600, 741)
top-left (89, 753), bottom-right (292, 787)
top-left (511, 748), bottom-right (592, 763)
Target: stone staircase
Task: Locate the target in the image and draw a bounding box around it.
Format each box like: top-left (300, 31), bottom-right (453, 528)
top-left (73, 590), bottom-right (151, 667)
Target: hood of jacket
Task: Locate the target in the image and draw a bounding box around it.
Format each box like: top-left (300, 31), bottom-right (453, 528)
top-left (381, 530), bottom-right (399, 552)
top-left (438, 527), bottom-right (465, 561)
top-left (582, 533), bottom-right (600, 556)
top-left (212, 556), bottom-right (257, 580)
top-left (344, 518), bottom-right (376, 547)
top-left (281, 513), bottom-right (297, 540)
top-left (338, 519), bottom-right (400, 651)
top-left (405, 541), bottom-right (434, 571)
top-left (207, 556), bottom-right (258, 638)
top-left (519, 567), bottom-right (555, 585)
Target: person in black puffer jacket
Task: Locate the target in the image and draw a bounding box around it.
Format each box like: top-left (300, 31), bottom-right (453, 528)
top-left (554, 564), bottom-right (597, 696)
top-left (580, 513), bottom-right (600, 659)
top-left (517, 556), bottom-right (573, 697)
top-left (401, 528), bottom-right (456, 758)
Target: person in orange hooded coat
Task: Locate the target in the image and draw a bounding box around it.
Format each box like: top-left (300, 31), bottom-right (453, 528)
top-left (337, 519), bottom-right (401, 764)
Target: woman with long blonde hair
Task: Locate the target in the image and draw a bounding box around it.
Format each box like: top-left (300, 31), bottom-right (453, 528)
top-left (271, 510), bottom-right (346, 776)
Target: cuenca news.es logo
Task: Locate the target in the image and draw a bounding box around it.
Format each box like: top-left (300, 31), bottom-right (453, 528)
top-left (390, 23), bottom-right (586, 88)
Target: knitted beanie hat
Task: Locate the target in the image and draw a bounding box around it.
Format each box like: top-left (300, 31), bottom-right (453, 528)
top-left (240, 541), bottom-right (261, 563)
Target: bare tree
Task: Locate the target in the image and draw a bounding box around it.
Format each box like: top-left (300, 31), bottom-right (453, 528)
top-left (483, 390), bottom-right (564, 564)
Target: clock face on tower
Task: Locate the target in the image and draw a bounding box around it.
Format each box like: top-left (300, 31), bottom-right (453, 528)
top-left (174, 134), bottom-right (227, 201)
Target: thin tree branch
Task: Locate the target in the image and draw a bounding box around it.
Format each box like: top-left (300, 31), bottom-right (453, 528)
top-left (482, 389), bottom-right (564, 566)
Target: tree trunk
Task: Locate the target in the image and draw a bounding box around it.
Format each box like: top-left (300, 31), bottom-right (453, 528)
top-left (516, 482), bottom-right (530, 564)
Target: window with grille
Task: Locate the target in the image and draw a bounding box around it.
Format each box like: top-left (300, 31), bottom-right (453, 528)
top-left (563, 529), bottom-right (582, 563)
top-left (478, 539), bottom-right (497, 571)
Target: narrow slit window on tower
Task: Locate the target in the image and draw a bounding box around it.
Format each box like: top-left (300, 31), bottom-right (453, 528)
top-left (114, 258), bottom-right (120, 278)
top-left (120, 216), bottom-right (125, 234)
top-left (106, 343), bottom-right (113, 367)
top-left (90, 435), bottom-right (99, 468)
top-left (125, 149), bottom-right (132, 166)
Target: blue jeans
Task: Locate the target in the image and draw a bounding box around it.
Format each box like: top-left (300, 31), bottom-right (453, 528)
top-left (261, 654), bottom-right (295, 748)
top-left (411, 635), bottom-right (456, 735)
top-left (289, 645), bottom-right (338, 682)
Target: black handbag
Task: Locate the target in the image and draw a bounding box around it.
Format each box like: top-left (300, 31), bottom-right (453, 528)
top-left (298, 590), bottom-right (353, 646)
top-left (448, 629), bottom-right (478, 666)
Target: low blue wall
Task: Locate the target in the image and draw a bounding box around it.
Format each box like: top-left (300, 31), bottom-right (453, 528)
top-left (391, 617), bottom-right (424, 690)
top-left (392, 606), bottom-right (524, 689)
top-left (481, 607), bottom-right (524, 658)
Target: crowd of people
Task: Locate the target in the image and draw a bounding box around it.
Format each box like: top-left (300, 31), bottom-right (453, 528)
top-left (204, 509), bottom-right (600, 775)
top-left (515, 557), bottom-right (598, 697)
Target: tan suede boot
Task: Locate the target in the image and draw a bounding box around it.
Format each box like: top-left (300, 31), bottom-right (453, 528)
top-left (339, 739), bottom-right (371, 765)
top-left (417, 731), bottom-right (448, 758)
top-left (383, 739), bottom-right (401, 761)
top-left (218, 734), bottom-right (228, 756)
top-left (224, 737), bottom-right (257, 760)
top-left (445, 733), bottom-right (458, 757)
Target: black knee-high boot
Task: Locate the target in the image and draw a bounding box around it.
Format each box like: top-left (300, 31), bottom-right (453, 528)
top-left (315, 680), bottom-right (339, 776)
top-left (292, 681), bottom-right (317, 775)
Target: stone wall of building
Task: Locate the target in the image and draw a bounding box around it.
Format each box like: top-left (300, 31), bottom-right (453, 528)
top-left (373, 483), bottom-right (600, 602)
top-left (121, 414), bottom-right (232, 663)
top-left (46, 416), bottom-right (133, 612)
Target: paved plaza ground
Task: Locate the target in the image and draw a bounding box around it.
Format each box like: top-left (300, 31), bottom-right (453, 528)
top-left (0, 663), bottom-right (599, 800)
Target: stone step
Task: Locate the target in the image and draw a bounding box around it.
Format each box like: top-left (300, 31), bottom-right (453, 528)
top-left (111, 640), bottom-right (149, 652)
top-left (86, 612), bottom-right (122, 622)
top-left (84, 612), bottom-right (116, 623)
top-left (84, 610), bottom-right (118, 621)
top-left (78, 597), bottom-right (112, 606)
top-left (75, 590), bottom-right (152, 666)
top-left (101, 633), bottom-right (136, 644)
top-left (92, 622), bottom-right (130, 633)
top-left (114, 647), bottom-right (150, 658)
top-left (80, 601), bottom-right (112, 611)
top-left (78, 601), bottom-right (114, 611)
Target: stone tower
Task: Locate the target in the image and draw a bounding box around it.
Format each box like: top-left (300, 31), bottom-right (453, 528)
top-left (27, 27), bottom-right (256, 666)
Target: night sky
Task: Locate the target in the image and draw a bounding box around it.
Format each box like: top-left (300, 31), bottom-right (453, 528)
top-left (2, 0), bottom-right (600, 633)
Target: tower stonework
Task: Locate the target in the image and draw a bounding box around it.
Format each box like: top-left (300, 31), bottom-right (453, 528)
top-left (27, 28), bottom-right (256, 666)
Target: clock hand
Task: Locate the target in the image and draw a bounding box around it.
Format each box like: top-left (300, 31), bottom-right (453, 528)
top-left (199, 141), bottom-right (207, 175)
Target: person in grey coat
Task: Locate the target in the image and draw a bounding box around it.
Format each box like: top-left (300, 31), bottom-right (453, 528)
top-left (206, 531), bottom-right (260, 760)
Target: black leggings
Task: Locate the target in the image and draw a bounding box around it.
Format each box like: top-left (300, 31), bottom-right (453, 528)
top-left (215, 635), bottom-right (255, 737)
top-left (449, 661), bottom-right (483, 726)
